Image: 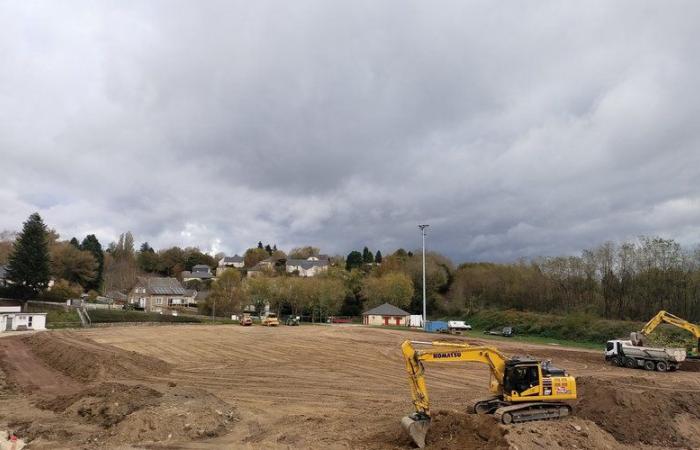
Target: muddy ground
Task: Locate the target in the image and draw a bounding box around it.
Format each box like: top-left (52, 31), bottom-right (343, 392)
top-left (0, 325), bottom-right (699, 449)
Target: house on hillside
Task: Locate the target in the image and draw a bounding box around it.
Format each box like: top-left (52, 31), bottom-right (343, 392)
top-left (218, 255), bottom-right (244, 275)
top-left (104, 290), bottom-right (128, 305)
top-left (362, 303), bottom-right (410, 326)
top-left (181, 265), bottom-right (215, 282)
top-left (286, 256), bottom-right (329, 277)
top-left (128, 277), bottom-right (196, 313)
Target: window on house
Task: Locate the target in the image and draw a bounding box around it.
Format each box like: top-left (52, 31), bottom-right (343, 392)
top-left (156, 298), bottom-right (163, 305)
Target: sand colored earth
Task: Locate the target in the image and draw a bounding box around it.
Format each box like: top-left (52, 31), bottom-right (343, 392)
top-left (0, 324), bottom-right (699, 449)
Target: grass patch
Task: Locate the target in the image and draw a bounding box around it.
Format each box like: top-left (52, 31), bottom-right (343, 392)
top-left (45, 309), bottom-right (82, 329)
top-left (456, 309), bottom-right (696, 349)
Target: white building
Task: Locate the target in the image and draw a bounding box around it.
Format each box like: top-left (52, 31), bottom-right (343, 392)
top-left (285, 256), bottom-right (330, 277)
top-left (0, 306), bottom-right (47, 332)
top-left (218, 255), bottom-right (244, 274)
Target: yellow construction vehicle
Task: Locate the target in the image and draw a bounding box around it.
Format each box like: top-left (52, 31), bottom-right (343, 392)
top-left (400, 340), bottom-right (576, 448)
top-left (632, 310), bottom-right (700, 358)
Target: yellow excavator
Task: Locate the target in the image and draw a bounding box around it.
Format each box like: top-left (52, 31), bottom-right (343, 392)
top-left (631, 310), bottom-right (700, 359)
top-left (400, 340), bottom-right (577, 448)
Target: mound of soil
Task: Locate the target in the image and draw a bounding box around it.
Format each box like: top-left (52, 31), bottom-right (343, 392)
top-left (575, 376), bottom-right (700, 447)
top-left (111, 386), bottom-right (238, 444)
top-left (424, 411), bottom-right (508, 450)
top-left (26, 382), bottom-right (238, 446)
top-left (37, 382), bottom-right (162, 427)
top-left (24, 332), bottom-right (171, 381)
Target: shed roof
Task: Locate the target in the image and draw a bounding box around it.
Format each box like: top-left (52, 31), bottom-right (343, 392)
top-left (362, 303), bottom-right (410, 316)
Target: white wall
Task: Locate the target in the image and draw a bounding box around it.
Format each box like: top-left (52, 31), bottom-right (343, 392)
top-left (0, 313), bottom-right (46, 332)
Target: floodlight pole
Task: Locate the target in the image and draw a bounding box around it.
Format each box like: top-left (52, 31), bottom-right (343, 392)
top-left (418, 224), bottom-right (429, 329)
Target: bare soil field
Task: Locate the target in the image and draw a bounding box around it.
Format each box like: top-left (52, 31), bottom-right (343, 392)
top-left (1, 324), bottom-right (699, 449)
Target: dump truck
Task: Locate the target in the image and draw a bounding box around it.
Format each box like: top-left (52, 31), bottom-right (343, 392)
top-left (605, 339), bottom-right (685, 371)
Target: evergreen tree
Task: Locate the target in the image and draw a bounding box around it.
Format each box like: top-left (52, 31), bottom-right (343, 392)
top-left (257, 241), bottom-right (264, 249)
top-left (362, 246), bottom-right (374, 264)
top-left (69, 237), bottom-right (80, 248)
top-left (375, 250), bottom-right (383, 264)
top-left (273, 244), bottom-right (278, 252)
top-left (81, 234), bottom-right (104, 292)
top-left (140, 242), bottom-right (155, 253)
top-left (345, 251), bottom-right (363, 271)
top-left (265, 244), bottom-right (273, 255)
top-left (7, 213), bottom-right (51, 298)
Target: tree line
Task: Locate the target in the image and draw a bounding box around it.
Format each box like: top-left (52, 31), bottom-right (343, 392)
top-left (3, 212), bottom-right (700, 323)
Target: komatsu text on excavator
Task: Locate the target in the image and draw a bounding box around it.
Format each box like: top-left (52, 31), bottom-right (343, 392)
top-left (400, 340), bottom-right (577, 448)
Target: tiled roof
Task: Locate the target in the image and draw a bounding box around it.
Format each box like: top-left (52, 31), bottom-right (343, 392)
top-left (137, 277), bottom-right (186, 295)
top-left (221, 255), bottom-right (244, 264)
top-left (286, 259), bottom-right (329, 270)
top-left (362, 303), bottom-right (410, 316)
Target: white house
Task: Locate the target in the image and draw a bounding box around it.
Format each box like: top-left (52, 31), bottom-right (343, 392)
top-left (218, 255), bottom-right (244, 274)
top-left (362, 303), bottom-right (410, 326)
top-left (0, 306), bottom-right (47, 332)
top-left (286, 256), bottom-right (330, 277)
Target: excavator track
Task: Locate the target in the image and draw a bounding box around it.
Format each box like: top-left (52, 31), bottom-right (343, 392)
top-left (493, 402), bottom-right (572, 424)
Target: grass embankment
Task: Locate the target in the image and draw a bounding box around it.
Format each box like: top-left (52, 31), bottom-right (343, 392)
top-left (461, 309), bottom-right (696, 349)
top-left (87, 309), bottom-right (237, 325)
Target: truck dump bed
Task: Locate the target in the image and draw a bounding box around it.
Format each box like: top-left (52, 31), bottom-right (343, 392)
top-left (621, 341), bottom-right (686, 362)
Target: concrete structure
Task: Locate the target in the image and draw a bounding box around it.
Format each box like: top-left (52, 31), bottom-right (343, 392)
top-left (362, 303), bottom-right (410, 326)
top-left (0, 306), bottom-right (46, 332)
top-left (286, 256), bottom-right (329, 277)
top-left (128, 277), bottom-right (196, 313)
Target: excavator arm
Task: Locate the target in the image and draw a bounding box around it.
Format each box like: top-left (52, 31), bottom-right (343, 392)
top-left (401, 340), bottom-right (507, 417)
top-left (638, 311), bottom-right (700, 353)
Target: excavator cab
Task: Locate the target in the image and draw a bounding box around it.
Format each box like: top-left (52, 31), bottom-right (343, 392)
top-left (503, 361), bottom-right (541, 397)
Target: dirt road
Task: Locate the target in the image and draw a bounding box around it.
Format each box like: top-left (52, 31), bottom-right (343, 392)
top-left (1, 325), bottom-right (699, 449)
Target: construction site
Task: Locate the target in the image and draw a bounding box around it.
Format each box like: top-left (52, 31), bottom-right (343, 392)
top-left (1, 324), bottom-right (699, 449)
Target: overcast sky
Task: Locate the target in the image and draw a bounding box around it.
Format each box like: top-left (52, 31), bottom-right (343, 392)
top-left (1, 1), bottom-right (700, 262)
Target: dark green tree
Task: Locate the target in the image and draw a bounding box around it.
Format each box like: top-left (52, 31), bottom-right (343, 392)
top-left (81, 234), bottom-right (104, 291)
top-left (345, 251), bottom-right (363, 271)
top-left (6, 213), bottom-right (51, 300)
top-left (375, 250), bottom-right (383, 264)
top-left (257, 241), bottom-right (264, 249)
top-left (69, 237), bottom-right (80, 248)
top-left (362, 247), bottom-right (374, 264)
top-left (265, 244), bottom-right (273, 255)
top-left (140, 242), bottom-right (155, 253)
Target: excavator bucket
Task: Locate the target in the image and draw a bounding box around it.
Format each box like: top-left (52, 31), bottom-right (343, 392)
top-left (401, 416), bottom-right (430, 448)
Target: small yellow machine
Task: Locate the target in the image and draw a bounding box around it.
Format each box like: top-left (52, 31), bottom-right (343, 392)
top-left (401, 340), bottom-right (577, 448)
top-left (632, 310), bottom-right (700, 358)
top-left (261, 313), bottom-right (280, 327)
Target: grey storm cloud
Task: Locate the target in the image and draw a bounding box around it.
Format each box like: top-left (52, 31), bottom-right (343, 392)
top-left (1, 1), bottom-right (700, 261)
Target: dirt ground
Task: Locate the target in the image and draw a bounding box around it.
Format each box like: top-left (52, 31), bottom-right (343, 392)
top-left (1, 325), bottom-right (699, 449)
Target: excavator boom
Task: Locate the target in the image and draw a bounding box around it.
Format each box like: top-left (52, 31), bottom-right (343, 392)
top-left (636, 310), bottom-right (700, 356)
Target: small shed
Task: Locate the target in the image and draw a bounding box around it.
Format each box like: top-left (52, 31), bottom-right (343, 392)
top-left (362, 303), bottom-right (411, 326)
top-left (0, 307), bottom-right (47, 332)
